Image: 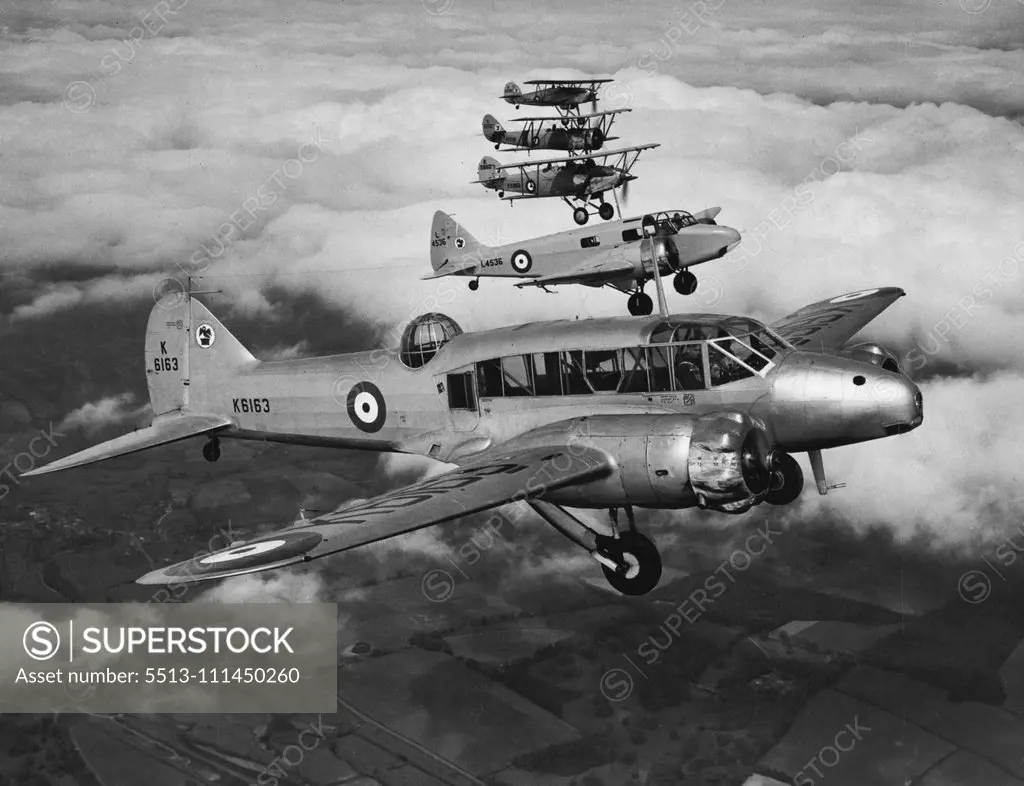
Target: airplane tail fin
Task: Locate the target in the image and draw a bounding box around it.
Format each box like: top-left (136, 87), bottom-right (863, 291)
top-left (503, 82), bottom-right (521, 101)
top-left (24, 294), bottom-right (257, 477)
top-left (146, 294), bottom-right (257, 417)
top-left (477, 156), bottom-right (503, 188)
top-left (482, 114), bottom-right (505, 144)
top-left (430, 210), bottom-right (489, 273)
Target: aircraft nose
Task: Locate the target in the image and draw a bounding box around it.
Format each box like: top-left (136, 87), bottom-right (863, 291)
top-left (874, 374), bottom-right (923, 435)
top-left (719, 226), bottom-right (742, 255)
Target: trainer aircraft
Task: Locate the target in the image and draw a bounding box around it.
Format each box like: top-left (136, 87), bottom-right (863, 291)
top-left (482, 109), bottom-right (629, 154)
top-left (475, 144), bottom-right (659, 225)
top-left (25, 286), bottom-right (922, 596)
top-left (502, 79), bottom-right (612, 114)
top-left (425, 209), bottom-right (741, 315)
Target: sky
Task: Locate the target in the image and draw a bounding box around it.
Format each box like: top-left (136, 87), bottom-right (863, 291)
top-left (1, 0), bottom-right (1023, 576)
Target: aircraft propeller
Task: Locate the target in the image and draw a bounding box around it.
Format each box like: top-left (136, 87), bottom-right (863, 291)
top-left (620, 176), bottom-right (630, 211)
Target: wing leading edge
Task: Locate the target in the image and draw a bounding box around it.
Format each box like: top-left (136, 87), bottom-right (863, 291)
top-left (136, 444), bottom-right (614, 585)
top-left (771, 287), bottom-right (906, 349)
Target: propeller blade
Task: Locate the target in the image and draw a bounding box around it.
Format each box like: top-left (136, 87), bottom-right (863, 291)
top-left (620, 178), bottom-right (630, 210)
top-left (591, 96), bottom-right (597, 114)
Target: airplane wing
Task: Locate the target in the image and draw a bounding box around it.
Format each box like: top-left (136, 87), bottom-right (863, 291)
top-left (517, 255), bottom-right (636, 287)
top-left (771, 287), bottom-right (906, 349)
top-left (524, 79), bottom-right (613, 86)
top-left (135, 443), bottom-right (614, 585)
top-left (22, 413), bottom-right (234, 477)
top-left (510, 109), bottom-right (631, 122)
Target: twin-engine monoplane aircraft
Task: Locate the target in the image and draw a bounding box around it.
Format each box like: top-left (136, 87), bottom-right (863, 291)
top-left (502, 78), bottom-right (612, 114)
top-left (25, 288), bottom-right (922, 597)
top-left (475, 144), bottom-right (659, 225)
top-left (426, 209), bottom-right (741, 315)
top-left (482, 109), bottom-right (629, 154)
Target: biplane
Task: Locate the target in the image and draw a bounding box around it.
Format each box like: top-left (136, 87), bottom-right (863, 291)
top-left (426, 208), bottom-right (742, 315)
top-left (502, 78), bottom-right (612, 115)
top-left (482, 109), bottom-right (630, 155)
top-left (474, 144), bottom-right (660, 225)
top-left (24, 289), bottom-right (922, 598)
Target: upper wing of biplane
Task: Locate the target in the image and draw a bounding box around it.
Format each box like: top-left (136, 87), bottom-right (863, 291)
top-left (524, 79), bottom-right (613, 86)
top-left (509, 109), bottom-right (631, 123)
top-left (136, 443), bottom-right (614, 585)
top-left (771, 287), bottom-right (906, 349)
top-left (516, 254), bottom-right (636, 287)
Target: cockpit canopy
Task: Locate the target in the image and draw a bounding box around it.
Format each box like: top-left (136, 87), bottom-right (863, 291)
top-left (399, 313), bottom-right (463, 369)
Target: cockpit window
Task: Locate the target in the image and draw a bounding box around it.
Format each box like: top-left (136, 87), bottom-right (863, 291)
top-left (673, 343), bottom-right (705, 390)
top-left (714, 337), bottom-right (769, 372)
top-left (585, 350), bottom-right (621, 392)
top-left (708, 344), bottom-right (756, 386)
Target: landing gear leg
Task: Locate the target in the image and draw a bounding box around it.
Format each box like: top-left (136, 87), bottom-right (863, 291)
top-left (202, 437), bottom-right (221, 463)
top-left (533, 501), bottom-right (663, 596)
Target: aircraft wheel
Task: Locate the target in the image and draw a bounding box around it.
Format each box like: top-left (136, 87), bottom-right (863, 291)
top-left (627, 291), bottom-right (653, 316)
top-left (468, 279), bottom-right (479, 291)
top-left (674, 270), bottom-right (698, 295)
top-left (766, 452), bottom-right (803, 505)
top-left (598, 202), bottom-right (615, 221)
top-left (598, 532), bottom-right (663, 596)
top-left (202, 438), bottom-right (220, 463)
top-left (573, 207), bottom-right (589, 226)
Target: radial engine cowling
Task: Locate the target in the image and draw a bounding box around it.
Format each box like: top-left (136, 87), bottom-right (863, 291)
top-left (841, 342), bottom-right (901, 373)
top-left (640, 234), bottom-right (681, 274)
top-left (687, 412), bottom-right (774, 509)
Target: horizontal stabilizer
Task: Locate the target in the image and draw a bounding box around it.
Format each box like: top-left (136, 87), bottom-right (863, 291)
top-left (22, 413), bottom-right (233, 477)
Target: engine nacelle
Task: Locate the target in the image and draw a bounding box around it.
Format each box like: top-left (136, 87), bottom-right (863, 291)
top-left (841, 342), bottom-right (901, 374)
top-left (684, 411), bottom-right (774, 509)
top-left (639, 235), bottom-right (682, 274)
top-left (526, 412), bottom-right (774, 512)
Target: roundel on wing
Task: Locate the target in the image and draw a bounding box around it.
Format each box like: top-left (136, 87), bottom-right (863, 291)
top-left (347, 381), bottom-right (387, 432)
top-left (830, 289), bottom-right (880, 303)
top-left (157, 530), bottom-right (325, 580)
top-left (510, 249), bottom-right (533, 274)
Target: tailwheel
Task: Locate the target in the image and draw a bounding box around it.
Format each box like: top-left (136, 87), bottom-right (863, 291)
top-left (766, 452), bottom-right (804, 505)
top-left (598, 202), bottom-right (615, 221)
top-left (572, 207), bottom-right (589, 226)
top-left (627, 291), bottom-right (653, 316)
top-left (597, 532), bottom-right (662, 596)
top-left (202, 438), bottom-right (221, 463)
top-left (468, 279), bottom-right (480, 291)
top-left (674, 270), bottom-right (698, 295)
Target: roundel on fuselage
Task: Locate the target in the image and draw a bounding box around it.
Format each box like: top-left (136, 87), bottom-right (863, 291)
top-left (510, 249), bottom-right (533, 274)
top-left (347, 381), bottom-right (387, 432)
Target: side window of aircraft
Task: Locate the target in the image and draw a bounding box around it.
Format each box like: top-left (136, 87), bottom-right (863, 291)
top-left (647, 346), bottom-right (673, 392)
top-left (585, 350), bottom-right (621, 392)
top-left (708, 344), bottom-right (756, 386)
top-left (561, 350), bottom-right (592, 395)
top-left (716, 337), bottom-right (769, 372)
top-left (621, 347), bottom-right (650, 393)
top-left (531, 352), bottom-right (563, 395)
top-left (447, 373), bottom-right (476, 410)
top-left (748, 330), bottom-right (786, 360)
top-left (580, 236), bottom-right (600, 249)
top-left (622, 229), bottom-right (641, 243)
top-left (476, 359), bottom-right (504, 398)
top-left (502, 355), bottom-right (533, 396)
top-left (673, 343), bottom-right (706, 391)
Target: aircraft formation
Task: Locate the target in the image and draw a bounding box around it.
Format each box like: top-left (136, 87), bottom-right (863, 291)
top-left (23, 80), bottom-right (925, 599)
top-left (432, 78), bottom-right (743, 316)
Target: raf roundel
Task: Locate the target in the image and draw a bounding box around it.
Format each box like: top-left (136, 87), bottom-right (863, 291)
top-left (830, 289), bottom-right (880, 304)
top-left (510, 249), bottom-right (533, 274)
top-left (347, 381), bottom-right (387, 433)
top-left (454, 237), bottom-right (466, 249)
top-left (195, 323), bottom-right (216, 348)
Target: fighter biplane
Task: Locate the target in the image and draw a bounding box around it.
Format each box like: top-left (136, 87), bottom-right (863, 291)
top-left (502, 78), bottom-right (612, 115)
top-left (474, 144), bottom-right (660, 225)
top-left (25, 288), bottom-right (922, 597)
top-left (426, 208), bottom-right (741, 315)
top-left (482, 109), bottom-right (630, 155)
